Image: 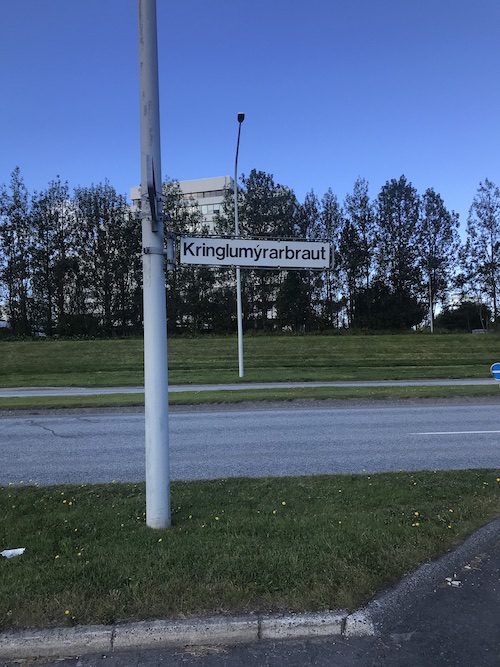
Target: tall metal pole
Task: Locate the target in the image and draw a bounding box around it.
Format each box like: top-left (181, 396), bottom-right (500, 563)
top-left (138, 0), bottom-right (170, 529)
top-left (234, 113), bottom-right (245, 378)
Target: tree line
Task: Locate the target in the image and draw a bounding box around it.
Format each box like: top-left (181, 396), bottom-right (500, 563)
top-left (0, 166), bottom-right (498, 336)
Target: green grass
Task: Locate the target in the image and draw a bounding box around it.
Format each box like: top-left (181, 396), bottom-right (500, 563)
top-left (1, 333), bottom-right (500, 388)
top-left (0, 384), bottom-right (499, 411)
top-left (0, 471), bottom-right (498, 630)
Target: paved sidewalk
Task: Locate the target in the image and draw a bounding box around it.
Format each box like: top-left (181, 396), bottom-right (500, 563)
top-left (3, 518), bottom-right (499, 666)
top-left (0, 377), bottom-right (496, 398)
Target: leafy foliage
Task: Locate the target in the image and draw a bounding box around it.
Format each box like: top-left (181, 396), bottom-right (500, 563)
top-left (435, 301), bottom-right (492, 332)
top-left (0, 167), bottom-right (499, 334)
top-left (461, 179), bottom-right (500, 321)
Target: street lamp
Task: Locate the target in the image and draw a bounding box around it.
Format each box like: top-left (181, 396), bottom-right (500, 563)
top-left (234, 113), bottom-right (245, 377)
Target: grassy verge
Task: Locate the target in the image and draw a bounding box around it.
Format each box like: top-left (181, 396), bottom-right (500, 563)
top-left (0, 384), bottom-right (499, 411)
top-left (0, 470), bottom-right (498, 630)
top-left (1, 333), bottom-right (500, 387)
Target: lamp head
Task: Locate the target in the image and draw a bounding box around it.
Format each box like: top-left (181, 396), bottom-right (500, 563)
top-left (237, 112), bottom-right (245, 123)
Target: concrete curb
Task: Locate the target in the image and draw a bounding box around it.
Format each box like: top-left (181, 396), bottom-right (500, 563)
top-left (112, 615), bottom-right (259, 652)
top-left (1, 518), bottom-right (498, 661)
top-left (0, 610), bottom-right (371, 660)
top-left (0, 624), bottom-right (112, 660)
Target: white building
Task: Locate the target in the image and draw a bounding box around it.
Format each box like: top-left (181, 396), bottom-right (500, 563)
top-left (178, 176), bottom-right (232, 231)
top-left (131, 176), bottom-right (232, 233)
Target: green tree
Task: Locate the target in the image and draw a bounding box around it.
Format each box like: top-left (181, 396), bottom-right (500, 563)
top-left (344, 177), bottom-right (375, 291)
top-left (163, 180), bottom-right (224, 333)
top-left (418, 188), bottom-right (460, 330)
top-left (435, 300), bottom-right (491, 332)
top-left (352, 280), bottom-right (425, 330)
top-left (216, 170), bottom-right (300, 330)
top-left (337, 178), bottom-right (376, 327)
top-left (0, 168), bottom-right (32, 334)
top-left (337, 219), bottom-right (364, 326)
top-left (73, 182), bottom-right (138, 335)
top-left (276, 271), bottom-right (314, 332)
top-left (312, 189), bottom-right (343, 327)
top-left (374, 175), bottom-right (423, 328)
top-left (30, 178), bottom-right (74, 335)
top-left (462, 179), bottom-right (500, 321)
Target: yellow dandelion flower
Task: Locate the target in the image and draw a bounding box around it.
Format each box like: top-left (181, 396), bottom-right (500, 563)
top-left (64, 610), bottom-right (71, 615)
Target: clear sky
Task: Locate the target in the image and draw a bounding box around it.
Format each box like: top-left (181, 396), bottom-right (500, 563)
top-left (1, 0), bottom-right (499, 229)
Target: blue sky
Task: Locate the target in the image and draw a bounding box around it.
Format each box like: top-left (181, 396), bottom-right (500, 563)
top-left (1, 0), bottom-right (499, 229)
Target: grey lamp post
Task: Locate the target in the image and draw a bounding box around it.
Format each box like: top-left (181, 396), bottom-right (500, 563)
top-left (138, 0), bottom-right (170, 528)
top-left (234, 113), bottom-right (245, 377)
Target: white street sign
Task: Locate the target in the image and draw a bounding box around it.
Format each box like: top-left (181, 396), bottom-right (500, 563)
top-left (180, 237), bottom-right (330, 270)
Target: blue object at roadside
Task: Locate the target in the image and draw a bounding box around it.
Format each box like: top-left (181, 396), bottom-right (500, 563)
top-left (490, 363), bottom-right (500, 381)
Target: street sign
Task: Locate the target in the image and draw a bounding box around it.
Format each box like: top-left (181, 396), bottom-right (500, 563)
top-left (490, 363), bottom-right (500, 381)
top-left (180, 237), bottom-right (331, 270)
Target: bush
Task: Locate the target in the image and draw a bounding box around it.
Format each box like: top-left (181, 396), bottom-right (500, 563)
top-left (435, 301), bottom-right (491, 332)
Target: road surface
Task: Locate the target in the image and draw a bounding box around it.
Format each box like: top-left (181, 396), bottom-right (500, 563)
top-left (0, 401), bottom-right (498, 485)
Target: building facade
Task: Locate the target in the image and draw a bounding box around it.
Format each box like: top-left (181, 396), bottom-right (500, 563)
top-left (178, 176), bottom-right (232, 231)
top-left (131, 176), bottom-right (233, 232)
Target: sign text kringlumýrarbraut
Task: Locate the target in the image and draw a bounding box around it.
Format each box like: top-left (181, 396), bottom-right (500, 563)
top-left (180, 237), bottom-right (331, 269)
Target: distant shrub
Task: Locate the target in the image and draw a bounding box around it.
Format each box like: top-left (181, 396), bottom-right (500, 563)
top-left (434, 301), bottom-right (491, 332)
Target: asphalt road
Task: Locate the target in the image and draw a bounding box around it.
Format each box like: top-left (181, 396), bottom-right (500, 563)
top-left (1, 401), bottom-right (499, 485)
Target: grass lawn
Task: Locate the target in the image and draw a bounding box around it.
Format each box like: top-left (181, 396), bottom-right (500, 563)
top-left (0, 384), bottom-right (499, 411)
top-left (0, 470), bottom-right (498, 630)
top-left (0, 333), bottom-right (500, 388)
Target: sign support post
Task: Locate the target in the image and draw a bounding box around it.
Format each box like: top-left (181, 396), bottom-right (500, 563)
top-left (138, 0), bottom-right (170, 529)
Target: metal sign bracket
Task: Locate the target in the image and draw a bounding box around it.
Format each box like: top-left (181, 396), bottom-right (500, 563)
top-left (143, 234), bottom-right (176, 271)
top-left (146, 156), bottom-right (159, 232)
